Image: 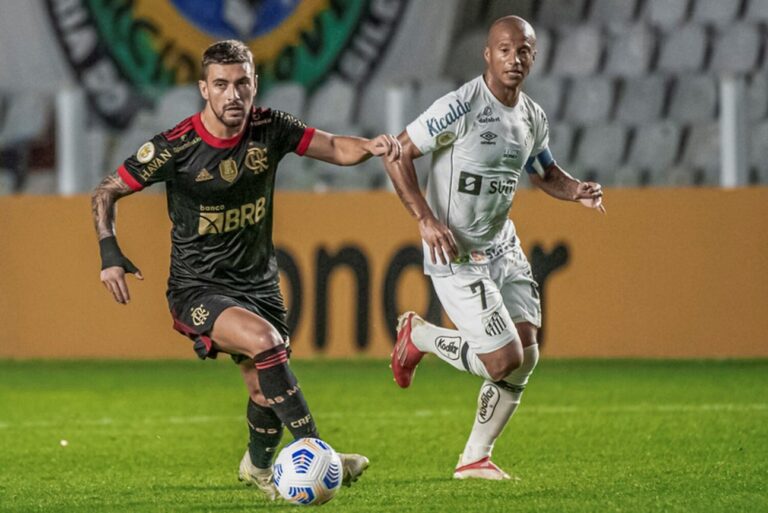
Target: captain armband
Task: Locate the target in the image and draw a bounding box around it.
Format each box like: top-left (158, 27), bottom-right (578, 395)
top-left (524, 148), bottom-right (555, 176)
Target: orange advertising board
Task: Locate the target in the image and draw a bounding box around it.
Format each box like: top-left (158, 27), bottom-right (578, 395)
top-left (0, 188), bottom-right (766, 359)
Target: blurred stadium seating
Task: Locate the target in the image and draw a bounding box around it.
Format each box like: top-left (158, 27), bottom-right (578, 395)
top-left (1, 0), bottom-right (767, 193)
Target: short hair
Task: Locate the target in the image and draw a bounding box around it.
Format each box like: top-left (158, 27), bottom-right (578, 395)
top-left (201, 40), bottom-right (254, 79)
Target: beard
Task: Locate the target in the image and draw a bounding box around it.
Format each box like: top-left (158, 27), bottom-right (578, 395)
top-left (214, 103), bottom-right (247, 128)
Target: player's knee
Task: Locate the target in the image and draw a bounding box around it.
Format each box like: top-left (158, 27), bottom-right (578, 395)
top-left (238, 327), bottom-right (283, 359)
top-left (486, 345), bottom-right (523, 382)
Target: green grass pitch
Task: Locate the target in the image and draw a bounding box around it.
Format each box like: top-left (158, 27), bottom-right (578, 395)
top-left (1, 358), bottom-right (766, 512)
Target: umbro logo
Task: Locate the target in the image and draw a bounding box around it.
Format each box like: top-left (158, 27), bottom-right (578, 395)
top-left (480, 131), bottom-right (497, 144)
top-left (195, 168), bottom-right (214, 182)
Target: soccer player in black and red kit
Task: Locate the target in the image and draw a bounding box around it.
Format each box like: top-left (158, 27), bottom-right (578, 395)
top-left (90, 40), bottom-right (400, 500)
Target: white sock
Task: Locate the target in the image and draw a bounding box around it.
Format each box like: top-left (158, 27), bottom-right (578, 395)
top-left (411, 318), bottom-right (492, 380)
top-left (461, 344), bottom-right (539, 464)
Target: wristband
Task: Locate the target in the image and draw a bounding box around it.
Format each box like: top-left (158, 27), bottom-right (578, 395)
top-left (99, 236), bottom-right (132, 271)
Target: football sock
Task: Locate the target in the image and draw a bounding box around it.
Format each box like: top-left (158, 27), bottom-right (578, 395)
top-left (253, 345), bottom-right (319, 440)
top-left (461, 344), bottom-right (539, 464)
top-left (246, 399), bottom-right (284, 469)
top-left (410, 318), bottom-right (493, 380)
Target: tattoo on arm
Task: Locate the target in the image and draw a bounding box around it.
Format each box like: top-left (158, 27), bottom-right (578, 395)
top-left (91, 173), bottom-right (134, 240)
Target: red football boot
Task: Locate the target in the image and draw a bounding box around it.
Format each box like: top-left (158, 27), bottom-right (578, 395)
top-left (390, 311), bottom-right (426, 388)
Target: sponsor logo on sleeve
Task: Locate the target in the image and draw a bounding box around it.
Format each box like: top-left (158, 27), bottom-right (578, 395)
top-left (426, 99), bottom-right (471, 136)
top-left (138, 148), bottom-right (172, 180)
top-left (436, 131), bottom-right (457, 147)
top-left (136, 142), bottom-right (155, 163)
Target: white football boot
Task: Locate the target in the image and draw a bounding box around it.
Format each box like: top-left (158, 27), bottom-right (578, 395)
top-left (339, 453), bottom-right (370, 487)
top-left (238, 450), bottom-right (278, 500)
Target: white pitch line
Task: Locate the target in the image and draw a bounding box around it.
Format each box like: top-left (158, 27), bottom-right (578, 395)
top-left (0, 403), bottom-right (765, 430)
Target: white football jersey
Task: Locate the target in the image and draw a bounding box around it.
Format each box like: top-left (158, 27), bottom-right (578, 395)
top-left (407, 76), bottom-right (550, 276)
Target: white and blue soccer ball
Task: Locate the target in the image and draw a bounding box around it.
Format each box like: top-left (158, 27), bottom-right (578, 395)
top-left (273, 437), bottom-right (343, 505)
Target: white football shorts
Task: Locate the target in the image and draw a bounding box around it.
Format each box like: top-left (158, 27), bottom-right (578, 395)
top-left (431, 245), bottom-right (541, 354)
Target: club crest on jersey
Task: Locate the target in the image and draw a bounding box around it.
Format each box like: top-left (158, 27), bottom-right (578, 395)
top-left (219, 159), bottom-right (239, 183)
top-left (136, 142), bottom-right (155, 163)
top-left (245, 146), bottom-right (269, 174)
top-left (483, 311), bottom-right (507, 337)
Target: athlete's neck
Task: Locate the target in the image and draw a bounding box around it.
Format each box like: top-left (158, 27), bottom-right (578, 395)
top-left (200, 104), bottom-right (246, 139)
top-left (482, 72), bottom-right (521, 108)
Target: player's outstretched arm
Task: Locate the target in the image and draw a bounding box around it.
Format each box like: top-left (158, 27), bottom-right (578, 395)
top-left (381, 132), bottom-right (458, 265)
top-left (91, 173), bottom-right (143, 304)
top-left (529, 163), bottom-right (606, 213)
top-left (303, 130), bottom-right (401, 166)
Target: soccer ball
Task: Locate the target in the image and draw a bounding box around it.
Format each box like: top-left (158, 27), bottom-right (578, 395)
top-left (273, 437), bottom-right (343, 505)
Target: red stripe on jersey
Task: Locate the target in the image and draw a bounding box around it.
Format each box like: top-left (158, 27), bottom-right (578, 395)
top-left (295, 127), bottom-right (316, 156)
top-left (117, 164), bottom-right (143, 191)
top-left (165, 117), bottom-right (195, 141)
top-left (192, 112), bottom-right (244, 148)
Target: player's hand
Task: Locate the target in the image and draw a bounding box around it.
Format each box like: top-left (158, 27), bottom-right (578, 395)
top-left (100, 264), bottom-right (143, 305)
top-left (418, 215), bottom-right (459, 265)
top-left (575, 181), bottom-right (606, 214)
top-left (368, 134), bottom-right (402, 162)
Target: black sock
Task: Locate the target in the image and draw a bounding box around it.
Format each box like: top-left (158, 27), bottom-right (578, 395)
top-left (246, 399), bottom-right (283, 469)
top-left (254, 345), bottom-right (319, 439)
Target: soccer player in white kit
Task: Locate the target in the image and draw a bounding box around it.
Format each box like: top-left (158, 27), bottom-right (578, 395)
top-left (381, 16), bottom-right (605, 480)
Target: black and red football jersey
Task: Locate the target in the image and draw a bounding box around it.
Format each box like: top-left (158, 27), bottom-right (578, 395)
top-left (119, 107), bottom-right (314, 294)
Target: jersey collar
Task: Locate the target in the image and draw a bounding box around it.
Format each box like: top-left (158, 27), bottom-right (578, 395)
top-left (192, 112), bottom-right (246, 148)
top-left (479, 75), bottom-right (522, 114)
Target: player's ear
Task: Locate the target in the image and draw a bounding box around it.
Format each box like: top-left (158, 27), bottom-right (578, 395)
top-left (483, 46), bottom-right (490, 66)
top-left (253, 74), bottom-right (258, 99)
top-left (198, 79), bottom-right (209, 101)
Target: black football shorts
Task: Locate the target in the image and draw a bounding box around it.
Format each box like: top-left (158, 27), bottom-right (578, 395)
top-left (167, 287), bottom-right (289, 364)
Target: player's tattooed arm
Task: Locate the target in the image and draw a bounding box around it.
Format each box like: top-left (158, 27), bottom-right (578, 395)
top-left (91, 172), bottom-right (134, 240)
top-left (91, 172), bottom-right (143, 304)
